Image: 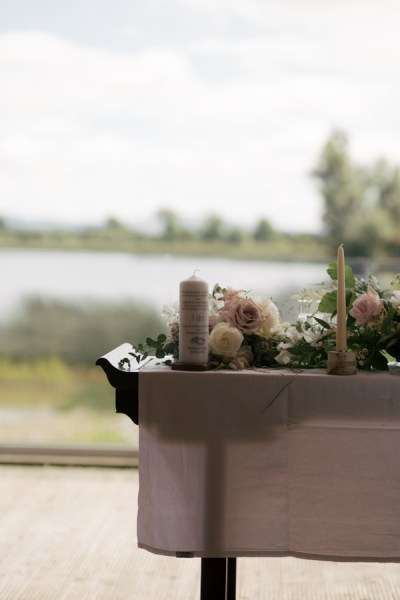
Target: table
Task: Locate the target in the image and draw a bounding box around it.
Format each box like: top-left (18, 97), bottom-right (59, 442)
top-left (97, 343), bottom-right (400, 599)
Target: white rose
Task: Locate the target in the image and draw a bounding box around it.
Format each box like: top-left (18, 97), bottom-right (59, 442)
top-left (209, 322), bottom-right (243, 358)
top-left (390, 291), bottom-right (400, 309)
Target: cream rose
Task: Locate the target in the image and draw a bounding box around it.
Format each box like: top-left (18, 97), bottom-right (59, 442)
top-left (257, 299), bottom-right (281, 338)
top-left (223, 296), bottom-right (265, 333)
top-left (349, 286), bottom-right (384, 325)
top-left (209, 322), bottom-right (243, 358)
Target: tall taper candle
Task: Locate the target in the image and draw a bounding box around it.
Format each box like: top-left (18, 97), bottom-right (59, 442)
top-left (336, 244), bottom-right (347, 352)
top-left (179, 272), bottom-right (209, 364)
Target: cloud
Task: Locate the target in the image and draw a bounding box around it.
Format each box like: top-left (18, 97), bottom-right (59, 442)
top-left (1, 1), bottom-right (400, 233)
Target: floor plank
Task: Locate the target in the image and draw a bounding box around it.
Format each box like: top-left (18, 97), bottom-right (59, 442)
top-left (1, 465), bottom-right (400, 599)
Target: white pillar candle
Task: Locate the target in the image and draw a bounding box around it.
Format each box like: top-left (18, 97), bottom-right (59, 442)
top-left (336, 244), bottom-right (347, 352)
top-left (179, 272), bottom-right (209, 364)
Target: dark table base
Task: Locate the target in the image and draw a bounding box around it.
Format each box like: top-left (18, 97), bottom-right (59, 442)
top-left (201, 558), bottom-right (236, 600)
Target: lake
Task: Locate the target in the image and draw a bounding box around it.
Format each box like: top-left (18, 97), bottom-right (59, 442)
top-left (2, 249), bottom-right (329, 321)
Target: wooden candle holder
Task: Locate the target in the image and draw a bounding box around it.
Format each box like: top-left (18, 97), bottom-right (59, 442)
top-left (327, 350), bottom-right (357, 375)
top-left (171, 362), bottom-right (210, 371)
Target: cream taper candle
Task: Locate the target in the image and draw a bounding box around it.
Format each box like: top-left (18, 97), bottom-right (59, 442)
top-left (179, 272), bottom-right (209, 364)
top-left (336, 244), bottom-right (347, 352)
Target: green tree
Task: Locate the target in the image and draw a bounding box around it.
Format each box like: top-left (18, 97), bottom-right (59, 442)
top-left (312, 131), bottom-right (364, 251)
top-left (253, 218), bottom-right (274, 242)
top-left (364, 159), bottom-right (400, 253)
top-left (157, 209), bottom-right (193, 241)
top-left (157, 209), bottom-right (180, 241)
top-left (373, 160), bottom-right (400, 220)
top-left (226, 227), bottom-right (245, 245)
top-left (200, 214), bottom-right (224, 241)
top-left (105, 217), bottom-right (127, 230)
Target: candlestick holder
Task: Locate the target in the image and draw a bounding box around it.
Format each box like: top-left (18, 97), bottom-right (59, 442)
top-left (327, 350), bottom-right (357, 375)
top-left (171, 361), bottom-right (210, 371)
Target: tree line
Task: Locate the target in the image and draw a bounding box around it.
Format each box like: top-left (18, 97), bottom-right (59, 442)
top-left (1, 130), bottom-right (400, 258)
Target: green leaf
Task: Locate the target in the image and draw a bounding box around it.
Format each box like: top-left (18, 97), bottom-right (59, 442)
top-left (345, 266), bottom-right (356, 289)
top-left (327, 262), bottom-right (337, 280)
top-left (155, 348), bottom-right (166, 359)
top-left (318, 290), bottom-right (337, 314)
top-left (327, 261), bottom-right (355, 288)
top-left (157, 333), bottom-right (167, 343)
top-left (128, 352), bottom-right (141, 363)
top-left (313, 316), bottom-right (331, 329)
top-left (380, 349), bottom-right (396, 363)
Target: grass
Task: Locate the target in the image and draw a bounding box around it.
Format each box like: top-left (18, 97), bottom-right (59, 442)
top-left (0, 358), bottom-right (136, 444)
top-left (0, 360), bottom-right (111, 409)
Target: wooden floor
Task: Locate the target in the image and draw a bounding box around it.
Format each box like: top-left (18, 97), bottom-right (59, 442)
top-left (2, 465), bottom-right (400, 600)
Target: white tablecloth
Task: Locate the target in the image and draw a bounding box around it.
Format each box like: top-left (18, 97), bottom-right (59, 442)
top-left (137, 368), bottom-right (400, 560)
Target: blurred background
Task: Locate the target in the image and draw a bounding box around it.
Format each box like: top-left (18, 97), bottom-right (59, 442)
top-left (1, 0), bottom-right (400, 449)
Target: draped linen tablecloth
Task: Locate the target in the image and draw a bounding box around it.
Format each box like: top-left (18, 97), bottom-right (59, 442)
top-left (137, 367), bottom-right (400, 561)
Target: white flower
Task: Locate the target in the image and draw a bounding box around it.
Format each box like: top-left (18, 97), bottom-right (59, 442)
top-left (390, 291), bottom-right (400, 309)
top-left (256, 297), bottom-right (281, 338)
top-left (162, 302), bottom-right (179, 318)
top-left (275, 349), bottom-right (292, 365)
top-left (302, 328), bottom-right (321, 346)
top-left (285, 325), bottom-right (303, 343)
top-left (209, 322), bottom-right (243, 358)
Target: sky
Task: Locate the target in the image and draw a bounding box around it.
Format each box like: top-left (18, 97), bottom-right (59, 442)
top-left (1, 0), bottom-right (400, 234)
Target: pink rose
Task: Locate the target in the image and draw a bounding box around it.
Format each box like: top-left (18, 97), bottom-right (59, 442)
top-left (223, 296), bottom-right (265, 333)
top-left (349, 286), bottom-right (384, 325)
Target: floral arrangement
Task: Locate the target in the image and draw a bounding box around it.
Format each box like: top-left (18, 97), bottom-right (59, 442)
top-left (123, 263), bottom-right (400, 372)
top-left (280, 263), bottom-right (400, 371)
top-left (126, 284), bottom-right (284, 370)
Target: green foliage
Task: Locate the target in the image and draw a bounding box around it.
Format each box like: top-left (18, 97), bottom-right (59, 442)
top-left (313, 130), bottom-right (364, 248)
top-left (253, 218), bottom-right (275, 242)
top-left (120, 333), bottom-right (178, 369)
top-left (0, 298), bottom-right (164, 365)
top-left (326, 261), bottom-right (356, 288)
top-left (318, 261), bottom-right (356, 314)
top-left (313, 130), bottom-right (400, 256)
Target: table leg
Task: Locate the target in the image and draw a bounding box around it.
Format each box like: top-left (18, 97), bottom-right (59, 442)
top-left (200, 557), bottom-right (236, 600)
top-left (227, 558), bottom-right (236, 599)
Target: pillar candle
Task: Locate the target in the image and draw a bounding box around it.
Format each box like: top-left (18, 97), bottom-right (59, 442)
top-left (336, 244), bottom-right (347, 352)
top-left (179, 272), bottom-right (209, 364)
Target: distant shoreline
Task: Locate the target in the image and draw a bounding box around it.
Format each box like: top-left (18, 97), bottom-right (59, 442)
top-left (0, 228), bottom-right (330, 262)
